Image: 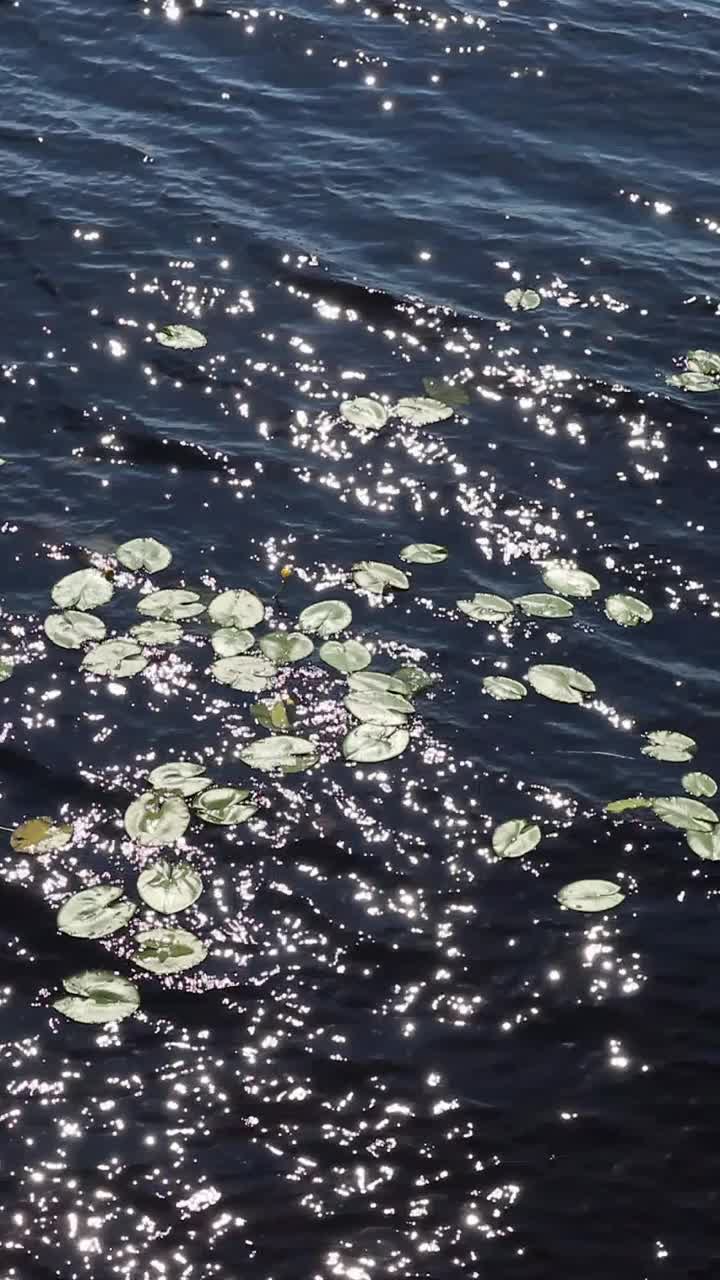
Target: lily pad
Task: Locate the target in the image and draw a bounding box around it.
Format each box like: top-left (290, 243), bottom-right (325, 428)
top-left (515, 593), bottom-right (574, 619)
top-left (392, 665), bottom-right (434, 695)
top-left (687, 349), bottom-right (720, 375)
top-left (240, 735), bottom-right (318, 773)
top-left (399, 543), bottom-right (448, 565)
top-left (686, 827), bottom-right (720, 860)
top-left (0, 656), bottom-right (13, 681)
top-left (642, 730), bottom-right (696, 763)
top-left (130, 620), bottom-right (183, 646)
top-left (137, 589), bottom-right (204, 622)
top-left (53, 971), bottom-right (140, 1025)
top-left (11, 816), bottom-right (73, 855)
top-left (422, 377), bottom-right (470, 407)
top-left (117, 537), bottom-right (172, 574)
top-left (394, 396), bottom-right (454, 426)
top-left (504, 287), bottom-right (541, 312)
top-left (682, 771), bottom-right (717, 799)
top-left (348, 671), bottom-right (408, 696)
top-left (193, 786), bottom-right (258, 824)
top-left (557, 879), bottom-right (625, 913)
top-left (482, 676), bottom-right (527, 701)
top-left (299, 600), bottom-right (352, 637)
top-left (652, 795), bottom-right (718, 832)
top-left (339, 397), bottom-right (389, 432)
top-left (132, 926), bottom-right (208, 975)
top-left (211, 654), bottom-right (276, 692)
top-left (259, 631), bottom-right (314, 665)
top-left (44, 611), bottom-right (107, 650)
top-left (605, 594), bottom-right (653, 627)
top-left (82, 639), bottom-right (148, 679)
top-left (52, 568), bottom-right (114, 611)
top-left (57, 884), bottom-right (136, 939)
top-left (251, 698), bottom-right (296, 733)
top-left (667, 351), bottom-right (720, 392)
top-left (527, 664), bottom-right (596, 704)
top-left (541, 563), bottom-right (600, 598)
top-left (319, 639), bottom-right (372, 674)
top-left (457, 593), bottom-right (513, 623)
top-left (137, 861), bottom-right (203, 914)
top-left (124, 792), bottom-right (191, 846)
top-left (605, 796), bottom-right (653, 814)
top-left (208, 589), bottom-right (264, 629)
top-left (149, 761), bottom-right (210, 798)
top-left (156, 323), bottom-right (207, 350)
top-left (210, 627), bottom-right (254, 657)
top-left (342, 722), bottom-right (410, 763)
top-left (353, 561), bottom-right (410, 594)
top-left (492, 818), bottom-right (541, 859)
top-left (344, 690), bottom-right (413, 725)
top-left (667, 371), bottom-right (719, 392)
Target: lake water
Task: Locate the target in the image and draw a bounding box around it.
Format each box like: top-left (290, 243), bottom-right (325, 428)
top-left (1, 0), bottom-right (719, 1276)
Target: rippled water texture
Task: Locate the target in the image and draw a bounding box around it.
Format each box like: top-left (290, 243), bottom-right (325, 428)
top-left (2, 0), bottom-right (720, 1276)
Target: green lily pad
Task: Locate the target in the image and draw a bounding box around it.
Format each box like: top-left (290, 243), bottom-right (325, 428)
top-left (347, 671), bottom-right (408, 696)
top-left (399, 543), bottom-right (448, 565)
top-left (148, 761), bottom-right (210, 798)
top-left (642, 730), bottom-right (696, 763)
top-left (339, 398), bottom-right (389, 432)
top-left (210, 627), bottom-right (254, 657)
top-left (394, 396), bottom-right (454, 426)
top-left (557, 879), bottom-right (625, 912)
top-left (132, 926), bottom-right (208, 975)
top-left (504, 287), bottom-right (541, 311)
top-left (652, 795), bottom-right (718, 832)
top-left (211, 655), bottom-right (276, 692)
top-left (137, 589), bottom-right (204, 622)
top-left (682, 772), bottom-right (717, 799)
top-left (344, 689), bottom-right (413, 725)
top-left (52, 568), bottom-right (114, 611)
top-left (11, 816), bottom-right (73, 855)
top-left (57, 884), bottom-right (136, 939)
top-left (0, 656), bottom-right (13, 682)
top-left (299, 600), bottom-right (352, 637)
top-left (259, 631), bottom-right (314, 665)
top-left (44, 611), bottom-right (107, 650)
top-left (482, 676), bottom-right (527, 701)
top-left (117, 537), bottom-right (172, 573)
top-left (208, 589), bottom-right (264, 629)
top-left (239, 735), bottom-right (318, 773)
top-left (137, 861), bottom-right (203, 914)
top-left (667, 372), bottom-right (720, 392)
top-left (353, 561), bottom-right (410, 593)
top-left (605, 796), bottom-right (653, 814)
top-left (251, 698), bottom-right (296, 733)
top-left (124, 792), bottom-right (191, 846)
top-left (130, 620), bottom-right (183, 645)
top-left (686, 827), bottom-right (720, 860)
top-left (605, 594), bottom-right (653, 627)
top-left (82, 639), bottom-right (148, 679)
top-left (422, 377), bottom-right (470, 406)
top-left (193, 786), bottom-right (258, 824)
top-left (527, 664), bottom-right (596, 704)
top-left (515, 593), bottom-right (574, 619)
top-left (156, 324), bottom-right (206, 351)
top-left (392, 665), bottom-right (435, 695)
top-left (541, 563), bottom-right (600, 598)
top-left (319, 639), bottom-right (372, 674)
top-left (342, 722), bottom-right (409, 763)
top-left (53, 971), bottom-right (140, 1025)
top-left (457, 593), bottom-right (513, 623)
top-left (492, 818), bottom-right (541, 858)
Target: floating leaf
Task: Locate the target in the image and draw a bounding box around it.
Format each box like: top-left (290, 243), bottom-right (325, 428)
top-left (149, 761), bottom-right (210, 798)
top-left (686, 827), bottom-right (720, 860)
top-left (422, 377), bottom-right (470, 406)
top-left (482, 676), bottom-right (527, 701)
top-left (0, 656), bottom-right (13, 681)
top-left (11, 816), bottom-right (73, 855)
top-left (541, 562), bottom-right (600, 598)
top-left (208, 589), bottom-right (264, 629)
top-left (319, 639), bottom-right (371, 674)
top-left (52, 568), bottom-right (113, 611)
top-left (210, 627), bottom-right (254, 657)
top-left (605, 594), bottom-right (653, 627)
top-left (348, 671), bottom-right (408, 696)
top-left (117, 537), bottom-right (172, 573)
top-left (138, 861), bottom-right (203, 914)
top-left (504, 287), bottom-right (541, 312)
top-left (251, 698), bottom-right (296, 733)
top-left (44, 611), bottom-right (107, 650)
top-left (342, 722), bottom-right (409, 763)
top-left (394, 396), bottom-right (454, 426)
top-left (687, 350), bottom-right (720, 376)
top-left (344, 690), bottom-right (413, 725)
top-left (642, 729), bottom-right (696, 763)
top-left (492, 818), bottom-right (541, 858)
top-left (53, 971), bottom-right (140, 1025)
top-left (156, 323), bottom-right (207, 350)
top-left (137, 589), bottom-right (204, 622)
top-left (124, 792), bottom-right (190, 846)
top-left (130, 620), bottom-right (183, 645)
top-left (339, 397), bottom-right (389, 432)
top-left (557, 879), bottom-right (625, 912)
top-left (527, 664), bottom-right (595, 704)
top-left (605, 796), bottom-right (653, 814)
top-left (457, 593), bottom-right (513, 623)
top-left (666, 371), bottom-right (719, 392)
top-left (211, 654), bottom-right (275, 692)
top-left (652, 796), bottom-right (718, 832)
top-left (240, 736), bottom-right (318, 773)
top-left (515, 593), bottom-right (574, 619)
top-left (259, 631), bottom-right (314, 665)
top-left (392, 665), bottom-right (435, 695)
top-left (667, 351), bottom-right (720, 392)
top-left (353, 561), bottom-right (410, 594)
top-left (299, 599), bottom-right (352, 637)
top-left (132, 926), bottom-right (208, 975)
top-left (193, 786), bottom-right (258, 824)
top-left (82, 639), bottom-right (148, 679)
top-left (57, 884), bottom-right (136, 939)
top-left (399, 543), bottom-right (448, 565)
top-left (682, 772), bottom-right (717, 799)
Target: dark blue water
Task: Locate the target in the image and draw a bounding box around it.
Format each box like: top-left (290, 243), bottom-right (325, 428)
top-left (2, 1), bottom-right (720, 1276)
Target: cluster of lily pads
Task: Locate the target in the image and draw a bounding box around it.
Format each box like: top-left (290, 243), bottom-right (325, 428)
top-left (666, 348), bottom-right (720, 393)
